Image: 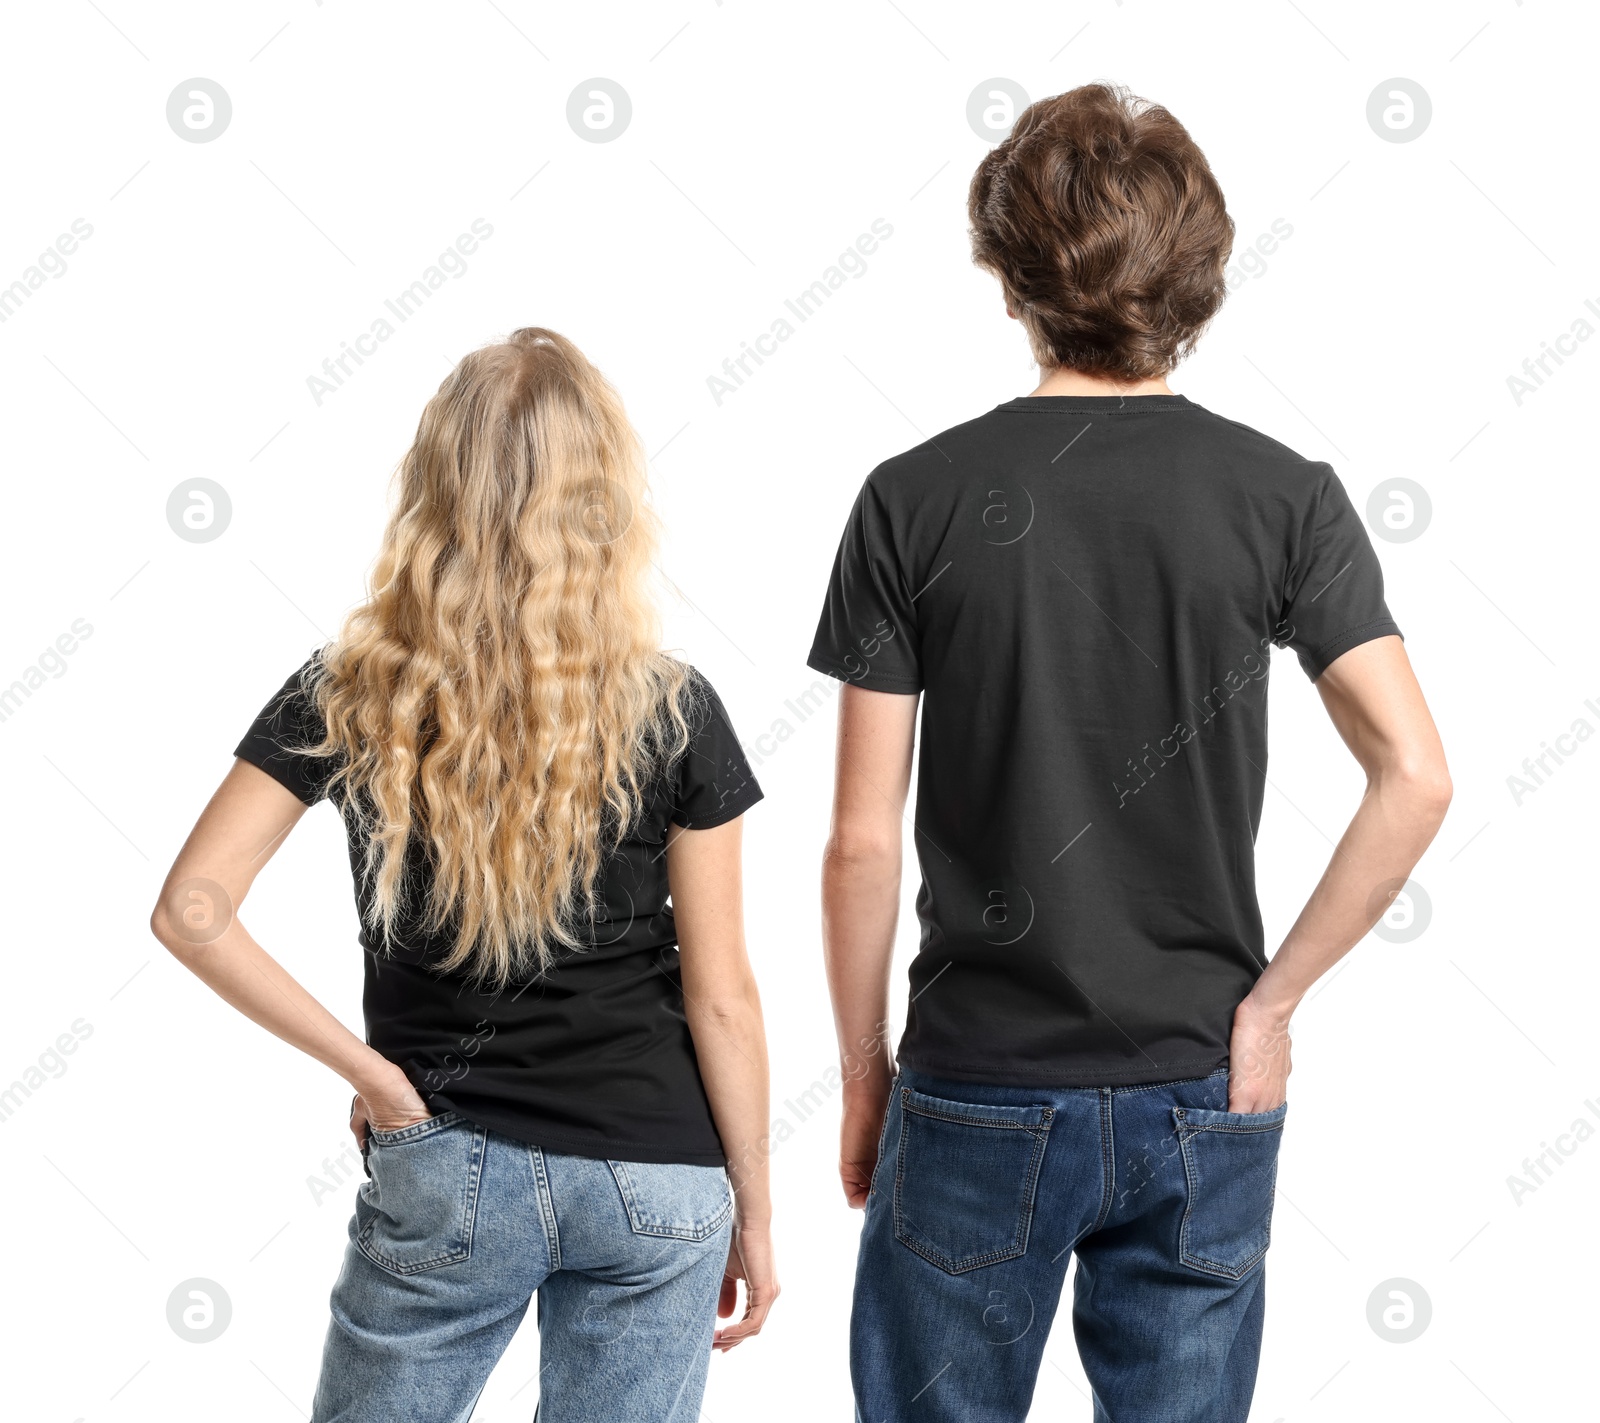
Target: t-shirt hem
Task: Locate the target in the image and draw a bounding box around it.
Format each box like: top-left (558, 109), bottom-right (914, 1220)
top-left (896, 1050), bottom-right (1229, 1089)
top-left (672, 784), bottom-right (765, 830)
top-left (1302, 617), bottom-right (1403, 681)
top-left (424, 1102), bottom-right (727, 1167)
top-left (805, 651), bottom-right (922, 695)
top-left (233, 742), bottom-right (323, 807)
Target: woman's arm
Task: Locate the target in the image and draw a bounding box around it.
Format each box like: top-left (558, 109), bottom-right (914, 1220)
top-left (666, 815), bottom-right (777, 1350)
top-left (821, 685), bottom-right (918, 1207)
top-left (149, 758), bottom-right (430, 1141)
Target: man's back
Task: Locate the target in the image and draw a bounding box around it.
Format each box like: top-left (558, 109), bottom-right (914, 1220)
top-left (819, 83), bottom-right (1449, 1423)
top-left (809, 392), bottom-right (1399, 1083)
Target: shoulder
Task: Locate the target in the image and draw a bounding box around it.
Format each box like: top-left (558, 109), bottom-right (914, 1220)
top-left (674, 662), bottom-right (734, 736)
top-left (861, 406), bottom-right (1008, 503)
top-left (664, 664), bottom-right (763, 827)
top-left (258, 652), bottom-right (329, 729)
top-left (1182, 404), bottom-right (1335, 485)
top-left (235, 652), bottom-right (336, 805)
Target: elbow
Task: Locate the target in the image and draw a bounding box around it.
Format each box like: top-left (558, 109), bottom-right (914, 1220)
top-left (149, 901), bottom-right (173, 948)
top-left (150, 886), bottom-right (229, 960)
top-left (1425, 767), bottom-right (1454, 819)
top-left (687, 975), bottom-right (762, 1027)
top-left (150, 901), bottom-right (187, 958)
top-left (1381, 754), bottom-right (1453, 823)
top-left (823, 828), bottom-right (900, 875)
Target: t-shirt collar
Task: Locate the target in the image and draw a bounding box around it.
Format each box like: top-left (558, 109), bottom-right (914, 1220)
top-left (997, 393), bottom-right (1194, 414)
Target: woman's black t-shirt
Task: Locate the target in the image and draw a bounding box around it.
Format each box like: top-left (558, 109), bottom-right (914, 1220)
top-left (235, 659), bottom-right (763, 1166)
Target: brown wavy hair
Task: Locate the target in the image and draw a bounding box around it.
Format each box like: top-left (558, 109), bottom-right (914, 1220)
top-left (968, 83), bottom-right (1234, 380)
top-left (301, 328), bottom-right (693, 985)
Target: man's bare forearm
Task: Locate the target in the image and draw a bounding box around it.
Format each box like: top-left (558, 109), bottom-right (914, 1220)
top-left (1244, 763), bottom-right (1451, 1028)
top-left (822, 842), bottom-right (900, 1097)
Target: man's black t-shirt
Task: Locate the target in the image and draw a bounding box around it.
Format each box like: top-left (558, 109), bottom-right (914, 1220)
top-left (236, 660), bottom-right (763, 1165)
top-left (808, 393), bottom-right (1401, 1087)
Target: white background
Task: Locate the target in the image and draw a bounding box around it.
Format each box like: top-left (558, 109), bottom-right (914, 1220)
top-left (2, 2), bottom-right (1596, 1419)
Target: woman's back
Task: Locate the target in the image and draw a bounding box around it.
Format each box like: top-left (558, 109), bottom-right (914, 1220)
top-left (152, 327), bottom-right (776, 1421)
top-left (236, 655), bottom-right (760, 1163)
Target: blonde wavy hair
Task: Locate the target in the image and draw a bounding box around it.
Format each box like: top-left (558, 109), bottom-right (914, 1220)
top-left (302, 327), bottom-right (693, 985)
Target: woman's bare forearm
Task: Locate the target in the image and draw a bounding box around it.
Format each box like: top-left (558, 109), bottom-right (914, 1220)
top-left (668, 817), bottom-right (772, 1222)
top-left (151, 905), bottom-right (394, 1093)
top-left (686, 986), bottom-right (771, 1222)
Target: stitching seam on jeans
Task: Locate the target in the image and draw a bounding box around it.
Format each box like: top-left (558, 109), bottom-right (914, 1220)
top-left (1091, 1088), bottom-right (1115, 1233)
top-left (901, 1094), bottom-right (1052, 1134)
top-left (366, 1110), bottom-right (462, 1146)
top-left (1181, 1121), bottom-right (1285, 1137)
top-left (530, 1146), bottom-right (562, 1272)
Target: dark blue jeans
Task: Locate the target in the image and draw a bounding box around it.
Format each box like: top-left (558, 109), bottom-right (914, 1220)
top-left (851, 1067), bottom-right (1287, 1422)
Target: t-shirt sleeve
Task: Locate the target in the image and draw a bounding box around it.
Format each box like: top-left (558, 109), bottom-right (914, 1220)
top-left (671, 673), bottom-right (765, 830)
top-left (806, 474), bottom-right (923, 693)
top-left (234, 658), bottom-right (336, 806)
top-left (1279, 466), bottom-right (1403, 680)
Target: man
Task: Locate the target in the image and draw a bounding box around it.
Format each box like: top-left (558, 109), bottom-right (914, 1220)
top-left (808, 83), bottom-right (1451, 1422)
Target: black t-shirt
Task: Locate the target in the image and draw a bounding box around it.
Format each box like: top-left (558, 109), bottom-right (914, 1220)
top-left (235, 659), bottom-right (763, 1165)
top-left (808, 393), bottom-right (1401, 1087)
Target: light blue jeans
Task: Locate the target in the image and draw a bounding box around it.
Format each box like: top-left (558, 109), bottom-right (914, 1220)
top-left (311, 1111), bottom-right (733, 1422)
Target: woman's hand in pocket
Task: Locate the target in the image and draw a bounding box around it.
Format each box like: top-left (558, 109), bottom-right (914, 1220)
top-left (714, 1220), bottom-right (778, 1351)
top-left (349, 1058), bottom-right (433, 1147)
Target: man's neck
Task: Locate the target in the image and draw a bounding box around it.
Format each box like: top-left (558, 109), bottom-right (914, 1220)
top-left (1027, 367), bottom-right (1173, 398)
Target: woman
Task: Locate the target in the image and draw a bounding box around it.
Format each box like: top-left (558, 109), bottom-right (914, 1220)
top-left (150, 328), bottom-right (776, 1421)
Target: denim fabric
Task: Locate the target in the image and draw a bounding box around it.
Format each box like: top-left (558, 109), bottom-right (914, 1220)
top-left (852, 1068), bottom-right (1286, 1423)
top-left (311, 1112), bottom-right (733, 1422)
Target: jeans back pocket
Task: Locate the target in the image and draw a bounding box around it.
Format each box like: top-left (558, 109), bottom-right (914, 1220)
top-left (892, 1086), bottom-right (1054, 1275)
top-left (1173, 1103), bottom-right (1286, 1280)
top-left (355, 1112), bottom-right (487, 1276)
top-left (607, 1160), bottom-right (733, 1242)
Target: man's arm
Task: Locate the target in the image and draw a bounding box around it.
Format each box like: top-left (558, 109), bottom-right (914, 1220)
top-left (1230, 635), bottom-right (1452, 1111)
top-left (821, 685), bottom-right (919, 1207)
